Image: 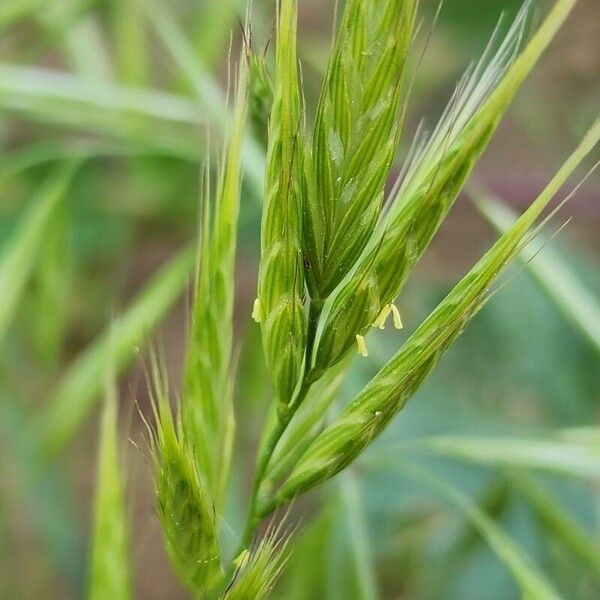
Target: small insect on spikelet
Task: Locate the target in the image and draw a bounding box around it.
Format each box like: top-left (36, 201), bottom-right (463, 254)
top-left (150, 367), bottom-right (223, 595)
top-left (314, 0), bottom-right (579, 373)
top-left (221, 527), bottom-right (289, 600)
top-left (182, 56), bottom-right (248, 508)
top-left (305, 0), bottom-right (418, 302)
top-left (88, 384), bottom-right (132, 600)
top-left (257, 0), bottom-right (307, 406)
top-left (266, 120), bottom-right (600, 509)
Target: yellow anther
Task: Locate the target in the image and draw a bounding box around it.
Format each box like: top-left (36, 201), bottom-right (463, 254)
top-left (251, 298), bottom-right (262, 323)
top-left (373, 304), bottom-right (392, 329)
top-left (356, 334), bottom-right (369, 357)
top-left (391, 304), bottom-right (403, 329)
top-left (233, 549), bottom-right (250, 570)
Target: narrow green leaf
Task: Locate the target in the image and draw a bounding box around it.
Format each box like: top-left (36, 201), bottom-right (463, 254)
top-left (509, 471), bottom-right (600, 580)
top-left (271, 120), bottom-right (600, 508)
top-left (256, 0), bottom-right (307, 405)
top-left (0, 161), bottom-right (78, 344)
top-left (338, 472), bottom-right (379, 600)
top-left (136, 0), bottom-right (264, 194)
top-left (88, 386), bottom-right (132, 600)
top-left (399, 463), bottom-right (564, 600)
top-left (0, 63), bottom-right (205, 160)
top-left (33, 247), bottom-right (195, 456)
top-left (473, 188), bottom-right (600, 356)
top-left (407, 435), bottom-right (600, 479)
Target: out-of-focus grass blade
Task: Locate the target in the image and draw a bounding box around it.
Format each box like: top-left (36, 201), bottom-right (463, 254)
top-left (398, 463), bottom-right (564, 600)
top-left (1, 391), bottom-right (85, 594)
top-left (0, 64), bottom-right (204, 160)
top-left (88, 385), bottom-right (132, 600)
top-left (509, 471), bottom-right (600, 580)
top-left (473, 189), bottom-right (600, 356)
top-left (33, 247), bottom-right (195, 456)
top-left (338, 472), bottom-right (379, 600)
top-left (194, 0), bottom-right (241, 69)
top-left (0, 0), bottom-right (45, 30)
top-left (111, 0), bottom-right (147, 85)
top-left (137, 0), bottom-right (265, 194)
top-left (397, 434), bottom-right (600, 479)
top-left (0, 161), bottom-right (78, 344)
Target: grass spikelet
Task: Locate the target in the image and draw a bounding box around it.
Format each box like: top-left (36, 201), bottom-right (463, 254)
top-left (182, 57), bottom-right (248, 507)
top-left (247, 42), bottom-right (273, 149)
top-left (306, 0), bottom-right (418, 300)
top-left (88, 383), bottom-right (132, 600)
top-left (150, 367), bottom-right (223, 595)
top-left (257, 0), bottom-right (307, 405)
top-left (266, 120), bottom-right (600, 510)
top-left (222, 528), bottom-right (289, 600)
top-left (315, 0), bottom-right (576, 372)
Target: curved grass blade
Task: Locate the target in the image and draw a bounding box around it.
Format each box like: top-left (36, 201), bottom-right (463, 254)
top-left (269, 119), bottom-right (600, 510)
top-left (0, 161), bottom-right (79, 345)
top-left (0, 64), bottom-right (205, 160)
top-left (473, 188), bottom-right (600, 356)
top-left (88, 385), bottom-right (132, 600)
top-left (33, 247), bottom-right (195, 456)
top-left (509, 471), bottom-right (600, 580)
top-left (256, 0), bottom-right (307, 405)
top-left (137, 0), bottom-right (265, 194)
top-left (182, 59), bottom-right (248, 508)
top-left (316, 0), bottom-right (577, 372)
top-left (398, 463), bottom-right (564, 600)
top-left (399, 434), bottom-right (600, 479)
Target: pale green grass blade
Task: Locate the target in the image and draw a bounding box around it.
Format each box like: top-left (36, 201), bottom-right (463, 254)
top-left (33, 247), bottom-right (194, 456)
top-left (111, 0), bottom-right (147, 85)
top-left (29, 193), bottom-right (71, 364)
top-left (0, 0), bottom-right (45, 30)
top-left (194, 0), bottom-right (241, 69)
top-left (474, 189), bottom-right (600, 356)
top-left (404, 435), bottom-right (600, 479)
top-left (137, 0), bottom-right (265, 194)
top-left (0, 161), bottom-right (78, 344)
top-left (0, 64), bottom-right (204, 160)
top-left (271, 120), bottom-right (600, 509)
top-left (338, 472), bottom-right (379, 600)
top-left (182, 60), bottom-right (248, 507)
top-left (399, 463), bottom-right (564, 600)
top-left (509, 471), bottom-right (600, 580)
top-left (88, 386), bottom-right (132, 600)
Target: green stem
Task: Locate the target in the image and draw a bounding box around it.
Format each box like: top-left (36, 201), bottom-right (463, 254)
top-left (230, 301), bottom-right (322, 567)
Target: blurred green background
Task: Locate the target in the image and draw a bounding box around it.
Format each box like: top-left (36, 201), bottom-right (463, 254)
top-left (0, 0), bottom-right (599, 598)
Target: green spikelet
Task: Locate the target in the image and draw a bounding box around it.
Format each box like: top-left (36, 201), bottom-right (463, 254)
top-left (315, 0), bottom-right (576, 372)
top-left (223, 530), bottom-right (289, 600)
top-left (182, 58), bottom-right (248, 507)
top-left (266, 119), bottom-right (600, 511)
top-left (152, 374), bottom-right (223, 595)
top-left (88, 386), bottom-right (132, 600)
top-left (306, 0), bottom-right (417, 301)
top-left (257, 0), bottom-right (307, 405)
